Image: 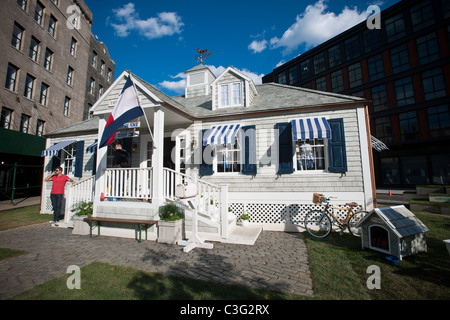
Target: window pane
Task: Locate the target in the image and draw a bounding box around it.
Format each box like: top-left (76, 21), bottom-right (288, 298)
top-left (390, 44), bottom-right (410, 74)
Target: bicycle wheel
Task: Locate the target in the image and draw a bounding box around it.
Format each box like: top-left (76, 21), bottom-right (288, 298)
top-left (304, 210), bottom-right (332, 238)
top-left (348, 210), bottom-right (369, 237)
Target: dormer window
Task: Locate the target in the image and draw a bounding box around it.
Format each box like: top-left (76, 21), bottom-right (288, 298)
top-left (220, 82), bottom-right (243, 107)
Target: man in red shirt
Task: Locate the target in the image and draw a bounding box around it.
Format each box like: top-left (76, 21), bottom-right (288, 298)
top-left (44, 167), bottom-right (74, 227)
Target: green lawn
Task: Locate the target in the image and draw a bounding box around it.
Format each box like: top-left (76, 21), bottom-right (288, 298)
top-left (2, 205), bottom-right (450, 300)
top-left (0, 204), bottom-right (52, 231)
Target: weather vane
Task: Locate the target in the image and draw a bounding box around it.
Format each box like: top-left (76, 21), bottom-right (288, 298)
top-left (195, 48), bottom-right (212, 64)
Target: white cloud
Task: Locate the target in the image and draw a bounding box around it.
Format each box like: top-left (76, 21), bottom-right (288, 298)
top-left (248, 39), bottom-right (268, 53)
top-left (270, 0), bottom-right (369, 54)
top-left (159, 65), bottom-right (264, 94)
top-left (109, 3), bottom-right (183, 39)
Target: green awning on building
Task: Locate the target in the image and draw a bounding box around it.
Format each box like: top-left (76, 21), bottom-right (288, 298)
top-left (0, 128), bottom-right (46, 157)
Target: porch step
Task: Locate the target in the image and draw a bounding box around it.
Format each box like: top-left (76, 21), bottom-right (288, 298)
top-left (95, 201), bottom-right (158, 220)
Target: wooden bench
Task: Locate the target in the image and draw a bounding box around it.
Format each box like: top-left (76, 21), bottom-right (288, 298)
top-left (83, 217), bottom-right (158, 243)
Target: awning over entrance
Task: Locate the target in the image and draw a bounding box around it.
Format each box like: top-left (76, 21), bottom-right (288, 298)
top-left (291, 117), bottom-right (331, 141)
top-left (86, 141), bottom-right (98, 153)
top-left (41, 140), bottom-right (77, 157)
top-left (371, 136), bottom-right (389, 152)
top-left (203, 124), bottom-right (241, 146)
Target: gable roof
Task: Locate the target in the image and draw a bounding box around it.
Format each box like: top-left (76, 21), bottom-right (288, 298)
top-left (357, 205), bottom-right (429, 238)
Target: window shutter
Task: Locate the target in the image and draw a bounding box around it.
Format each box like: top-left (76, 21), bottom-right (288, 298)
top-left (241, 125), bottom-right (257, 175)
top-left (74, 140), bottom-right (84, 178)
top-left (328, 118), bottom-right (347, 173)
top-left (199, 129), bottom-right (213, 176)
top-left (276, 122), bottom-right (294, 174)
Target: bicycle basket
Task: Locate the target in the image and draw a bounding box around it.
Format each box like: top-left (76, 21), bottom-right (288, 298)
top-left (312, 193), bottom-right (324, 204)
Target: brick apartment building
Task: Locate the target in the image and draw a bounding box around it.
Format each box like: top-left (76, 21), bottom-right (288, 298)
top-left (263, 0), bottom-right (450, 188)
top-left (0, 0), bottom-right (114, 199)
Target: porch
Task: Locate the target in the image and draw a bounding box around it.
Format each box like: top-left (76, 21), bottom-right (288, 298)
top-left (62, 167), bottom-right (261, 245)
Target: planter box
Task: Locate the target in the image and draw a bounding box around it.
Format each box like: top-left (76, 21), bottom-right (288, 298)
top-left (429, 194), bottom-right (450, 203)
top-left (72, 215), bottom-right (90, 235)
top-left (410, 202), bottom-right (450, 215)
top-left (157, 219), bottom-right (184, 244)
top-left (416, 185), bottom-right (444, 196)
top-left (403, 191), bottom-right (420, 202)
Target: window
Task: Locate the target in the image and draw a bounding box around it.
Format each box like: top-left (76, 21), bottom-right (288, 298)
top-left (36, 119), bottom-right (45, 136)
top-left (385, 13), bottom-right (406, 43)
top-left (1, 107), bottom-right (13, 129)
top-left (11, 23), bottom-right (24, 51)
top-left (98, 85), bottom-right (103, 97)
top-left (295, 139), bottom-right (326, 171)
top-left (330, 70), bottom-right (344, 92)
top-left (328, 44), bottom-right (342, 68)
top-left (70, 37), bottom-right (77, 56)
top-left (277, 71), bottom-right (287, 84)
top-left (100, 60), bottom-right (105, 75)
top-left (313, 52), bottom-right (326, 75)
top-left (39, 83), bottom-right (49, 105)
top-left (29, 36), bottom-right (40, 62)
top-left (390, 44), bottom-right (410, 74)
top-left (43, 48), bottom-right (53, 71)
top-left (51, 0), bottom-right (58, 5)
top-left (24, 74), bottom-right (35, 99)
top-left (348, 62), bottom-right (363, 88)
top-left (63, 144), bottom-right (76, 176)
top-left (422, 68), bottom-right (446, 100)
top-left (288, 65), bottom-right (298, 85)
top-left (220, 82), bottom-right (242, 107)
top-left (371, 85), bottom-right (389, 112)
top-left (66, 66), bottom-right (74, 85)
top-left (315, 76), bottom-right (327, 91)
top-left (87, 103), bottom-right (93, 119)
top-left (363, 29), bottom-right (382, 52)
top-left (91, 51), bottom-right (98, 68)
top-left (374, 116), bottom-right (392, 144)
top-left (399, 111), bottom-right (419, 141)
top-left (216, 136), bottom-right (241, 173)
top-left (20, 114), bottom-right (30, 133)
top-left (17, 0), bottom-right (27, 10)
top-left (5, 64), bottom-right (19, 92)
top-left (394, 77), bottom-right (415, 106)
top-left (344, 35), bottom-right (360, 61)
top-left (63, 96), bottom-right (70, 116)
top-left (34, 1), bottom-right (44, 25)
top-left (427, 105), bottom-right (450, 138)
top-left (416, 32), bottom-right (440, 65)
top-left (89, 78), bottom-right (95, 95)
top-left (410, 0), bottom-right (435, 32)
top-left (300, 60), bottom-right (311, 79)
top-left (367, 54), bottom-right (384, 81)
top-left (107, 68), bottom-right (112, 82)
top-left (48, 15), bottom-right (57, 37)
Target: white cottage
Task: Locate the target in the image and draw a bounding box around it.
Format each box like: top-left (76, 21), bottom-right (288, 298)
top-left (40, 65), bottom-right (376, 242)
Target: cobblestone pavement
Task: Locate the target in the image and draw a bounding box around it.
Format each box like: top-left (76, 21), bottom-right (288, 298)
top-left (0, 223), bottom-right (313, 299)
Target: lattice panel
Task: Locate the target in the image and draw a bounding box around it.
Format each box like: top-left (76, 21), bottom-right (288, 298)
top-left (229, 202), bottom-right (361, 225)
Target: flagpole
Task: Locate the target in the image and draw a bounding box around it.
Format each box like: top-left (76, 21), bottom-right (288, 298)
top-left (129, 72), bottom-right (155, 145)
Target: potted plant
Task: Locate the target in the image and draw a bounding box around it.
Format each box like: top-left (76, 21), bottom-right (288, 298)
top-left (157, 202), bottom-right (184, 244)
top-left (239, 213), bottom-right (250, 227)
top-left (72, 201), bottom-right (93, 235)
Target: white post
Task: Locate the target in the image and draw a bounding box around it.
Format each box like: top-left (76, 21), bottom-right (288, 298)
top-left (220, 184), bottom-right (229, 239)
top-left (152, 107), bottom-right (165, 207)
top-left (93, 117), bottom-right (108, 217)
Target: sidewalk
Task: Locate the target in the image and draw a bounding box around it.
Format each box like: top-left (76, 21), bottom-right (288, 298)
top-left (0, 196), bottom-right (41, 212)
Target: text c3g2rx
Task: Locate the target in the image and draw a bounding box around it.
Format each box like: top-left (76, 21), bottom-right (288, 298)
top-left (224, 304), bottom-right (269, 315)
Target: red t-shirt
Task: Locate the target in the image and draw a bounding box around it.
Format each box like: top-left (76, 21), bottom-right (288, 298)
top-left (51, 175), bottom-right (70, 194)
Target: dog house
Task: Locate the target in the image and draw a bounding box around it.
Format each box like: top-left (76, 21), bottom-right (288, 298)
top-left (357, 205), bottom-right (429, 260)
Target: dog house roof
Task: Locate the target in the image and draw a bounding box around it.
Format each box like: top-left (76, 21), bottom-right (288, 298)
top-left (357, 205), bottom-right (429, 238)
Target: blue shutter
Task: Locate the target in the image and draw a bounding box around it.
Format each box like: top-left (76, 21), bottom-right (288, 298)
top-left (199, 129), bottom-right (213, 176)
top-left (328, 119), bottom-right (347, 173)
top-left (241, 125), bottom-right (257, 175)
top-left (276, 122), bottom-right (294, 174)
top-left (74, 141), bottom-right (84, 178)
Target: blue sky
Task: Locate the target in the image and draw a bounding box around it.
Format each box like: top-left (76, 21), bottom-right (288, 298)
top-left (84, 0), bottom-right (401, 96)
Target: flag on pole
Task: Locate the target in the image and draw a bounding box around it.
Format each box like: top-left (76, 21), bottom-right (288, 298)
top-left (99, 76), bottom-right (143, 148)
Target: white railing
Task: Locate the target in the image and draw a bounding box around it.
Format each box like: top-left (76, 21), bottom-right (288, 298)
top-left (64, 175), bottom-right (95, 223)
top-left (163, 168), bottom-right (230, 238)
top-left (103, 168), bottom-right (153, 200)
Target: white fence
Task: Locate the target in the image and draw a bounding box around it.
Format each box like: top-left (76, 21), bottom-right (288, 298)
top-left (102, 168), bottom-right (153, 200)
top-left (64, 175), bottom-right (95, 223)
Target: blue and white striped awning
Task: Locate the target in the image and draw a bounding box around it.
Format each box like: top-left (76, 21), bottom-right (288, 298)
top-left (203, 124), bottom-right (241, 146)
top-left (41, 140), bottom-right (77, 157)
top-left (291, 117), bottom-right (331, 141)
top-left (371, 135), bottom-right (389, 152)
top-left (86, 140), bottom-right (98, 153)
